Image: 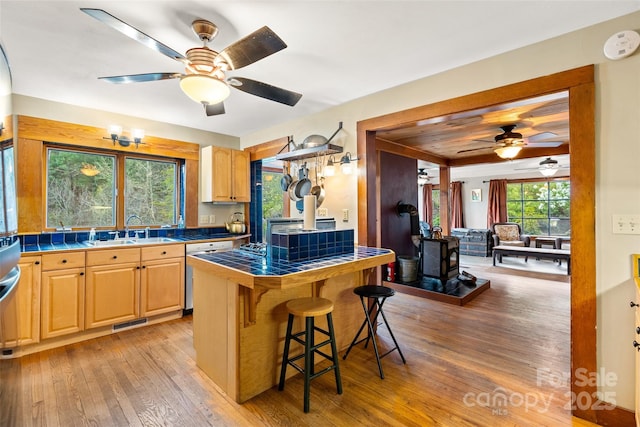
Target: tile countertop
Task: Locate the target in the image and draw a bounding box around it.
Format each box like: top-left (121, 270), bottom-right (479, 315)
top-left (188, 246), bottom-right (396, 290)
top-left (19, 232), bottom-right (250, 254)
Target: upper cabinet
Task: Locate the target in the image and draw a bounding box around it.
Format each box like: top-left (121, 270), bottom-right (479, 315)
top-left (201, 146), bottom-right (250, 203)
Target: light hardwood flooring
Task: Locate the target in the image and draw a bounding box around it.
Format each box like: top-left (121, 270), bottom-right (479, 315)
top-left (0, 265), bottom-right (599, 426)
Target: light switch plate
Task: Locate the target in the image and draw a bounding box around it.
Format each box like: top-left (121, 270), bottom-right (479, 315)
top-left (209, 215), bottom-right (216, 224)
top-left (317, 208), bottom-right (328, 217)
top-left (612, 214), bottom-right (640, 234)
top-left (199, 215), bottom-right (209, 224)
top-left (342, 209), bottom-right (349, 222)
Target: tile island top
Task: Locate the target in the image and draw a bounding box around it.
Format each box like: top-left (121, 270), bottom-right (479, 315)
top-left (187, 246), bottom-right (395, 290)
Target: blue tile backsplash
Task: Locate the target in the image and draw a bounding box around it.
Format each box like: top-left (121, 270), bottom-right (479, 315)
top-left (271, 229), bottom-right (354, 262)
top-left (18, 227), bottom-right (238, 252)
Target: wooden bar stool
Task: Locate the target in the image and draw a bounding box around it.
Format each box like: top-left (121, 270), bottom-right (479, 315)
top-left (343, 285), bottom-right (406, 379)
top-left (278, 297), bottom-right (342, 413)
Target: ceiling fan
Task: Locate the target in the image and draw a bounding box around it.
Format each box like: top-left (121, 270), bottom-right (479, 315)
top-left (514, 157), bottom-right (569, 177)
top-left (417, 168), bottom-right (431, 185)
top-left (457, 124), bottom-right (564, 159)
top-left (81, 8), bottom-right (302, 116)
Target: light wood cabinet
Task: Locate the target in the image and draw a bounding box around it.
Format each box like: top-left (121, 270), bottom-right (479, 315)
top-left (0, 255), bottom-right (42, 348)
top-left (140, 244), bottom-right (185, 317)
top-left (201, 146), bottom-right (250, 203)
top-left (41, 255), bottom-right (85, 340)
top-left (85, 248), bottom-right (141, 329)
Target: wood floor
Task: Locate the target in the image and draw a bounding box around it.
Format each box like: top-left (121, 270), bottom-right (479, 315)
top-left (0, 266), bottom-right (600, 426)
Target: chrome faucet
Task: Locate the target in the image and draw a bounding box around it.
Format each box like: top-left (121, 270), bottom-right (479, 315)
top-left (125, 214), bottom-right (142, 238)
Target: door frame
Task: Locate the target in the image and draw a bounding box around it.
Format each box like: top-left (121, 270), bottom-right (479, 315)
top-left (357, 66), bottom-right (601, 422)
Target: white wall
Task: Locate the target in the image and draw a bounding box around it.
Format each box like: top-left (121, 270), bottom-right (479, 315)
top-left (12, 94), bottom-right (245, 226)
top-left (240, 12), bottom-right (640, 410)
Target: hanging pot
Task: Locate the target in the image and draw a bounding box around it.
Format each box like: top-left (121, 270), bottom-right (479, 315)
top-left (280, 164), bottom-right (292, 191)
top-left (293, 164), bottom-right (312, 199)
top-left (310, 158), bottom-right (325, 208)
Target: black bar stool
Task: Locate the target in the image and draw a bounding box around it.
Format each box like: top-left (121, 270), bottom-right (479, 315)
top-left (278, 297), bottom-right (342, 413)
top-left (343, 285), bottom-right (406, 379)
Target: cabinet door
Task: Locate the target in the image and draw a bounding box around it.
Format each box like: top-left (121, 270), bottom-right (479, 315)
top-left (232, 149), bottom-right (251, 202)
top-left (85, 262), bottom-right (140, 329)
top-left (211, 147), bottom-right (233, 202)
top-left (0, 256), bottom-right (42, 348)
top-left (140, 257), bottom-right (184, 317)
top-left (41, 268), bottom-right (85, 339)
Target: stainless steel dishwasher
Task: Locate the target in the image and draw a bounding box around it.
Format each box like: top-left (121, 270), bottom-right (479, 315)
top-left (184, 240), bottom-right (233, 313)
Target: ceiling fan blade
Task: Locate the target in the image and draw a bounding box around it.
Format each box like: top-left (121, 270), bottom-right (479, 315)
top-left (457, 146), bottom-right (493, 154)
top-left (99, 73), bottom-right (182, 84)
top-left (80, 8), bottom-right (186, 62)
top-left (231, 77), bottom-right (302, 106)
top-left (526, 141), bottom-right (564, 148)
top-left (527, 131), bottom-right (558, 142)
top-left (205, 102), bottom-right (225, 116)
top-left (216, 26), bottom-right (287, 70)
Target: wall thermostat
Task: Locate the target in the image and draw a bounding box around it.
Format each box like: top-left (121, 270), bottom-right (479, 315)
top-left (603, 30), bottom-right (640, 60)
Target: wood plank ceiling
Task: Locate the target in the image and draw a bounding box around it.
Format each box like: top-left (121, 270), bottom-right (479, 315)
top-left (376, 91), bottom-right (570, 168)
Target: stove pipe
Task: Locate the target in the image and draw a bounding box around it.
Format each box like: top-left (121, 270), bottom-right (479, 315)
top-left (396, 202), bottom-right (421, 248)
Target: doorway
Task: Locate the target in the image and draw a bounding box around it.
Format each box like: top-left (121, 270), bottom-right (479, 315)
top-left (357, 66), bottom-right (597, 422)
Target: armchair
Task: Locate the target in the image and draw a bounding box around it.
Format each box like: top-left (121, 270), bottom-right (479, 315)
top-left (490, 222), bottom-right (531, 247)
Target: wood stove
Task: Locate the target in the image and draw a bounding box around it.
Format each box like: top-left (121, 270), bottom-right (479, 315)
top-left (420, 236), bottom-right (460, 284)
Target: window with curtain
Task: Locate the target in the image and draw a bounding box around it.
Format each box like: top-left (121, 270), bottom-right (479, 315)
top-left (432, 189), bottom-right (441, 226)
top-left (506, 180), bottom-right (570, 235)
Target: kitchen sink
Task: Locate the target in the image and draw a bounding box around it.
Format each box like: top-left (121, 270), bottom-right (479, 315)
top-left (85, 239), bottom-right (136, 247)
top-left (133, 237), bottom-right (178, 244)
top-left (84, 237), bottom-right (178, 247)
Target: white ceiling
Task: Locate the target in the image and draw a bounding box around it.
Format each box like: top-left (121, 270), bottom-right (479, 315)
top-left (1, 1), bottom-right (638, 138)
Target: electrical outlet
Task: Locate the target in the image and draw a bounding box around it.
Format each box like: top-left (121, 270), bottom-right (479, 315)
top-left (209, 215), bottom-right (216, 224)
top-left (342, 209), bottom-right (349, 222)
top-left (612, 214), bottom-right (640, 234)
top-left (317, 207), bottom-right (328, 217)
top-left (199, 215), bottom-right (209, 224)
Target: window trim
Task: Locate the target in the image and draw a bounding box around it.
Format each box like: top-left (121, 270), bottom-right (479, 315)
top-left (43, 143), bottom-right (183, 231)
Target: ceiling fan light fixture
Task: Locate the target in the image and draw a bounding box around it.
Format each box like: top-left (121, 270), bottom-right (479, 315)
top-left (494, 145), bottom-right (522, 159)
top-left (179, 74), bottom-right (230, 105)
top-left (539, 157), bottom-right (559, 176)
top-left (417, 168), bottom-right (430, 185)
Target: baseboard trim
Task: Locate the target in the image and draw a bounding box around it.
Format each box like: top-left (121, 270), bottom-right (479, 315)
top-left (592, 404), bottom-right (635, 426)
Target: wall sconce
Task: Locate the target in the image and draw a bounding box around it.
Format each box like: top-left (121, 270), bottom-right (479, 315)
top-left (339, 152), bottom-right (359, 175)
top-left (105, 125), bottom-right (145, 148)
top-left (324, 155), bottom-right (336, 176)
top-left (538, 157), bottom-right (559, 177)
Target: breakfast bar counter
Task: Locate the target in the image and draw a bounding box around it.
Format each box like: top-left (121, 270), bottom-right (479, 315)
top-left (187, 246), bottom-right (394, 403)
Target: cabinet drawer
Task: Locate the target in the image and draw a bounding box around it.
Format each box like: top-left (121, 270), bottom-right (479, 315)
top-left (141, 244), bottom-right (185, 261)
top-left (41, 252), bottom-right (85, 270)
top-left (87, 247), bottom-right (141, 266)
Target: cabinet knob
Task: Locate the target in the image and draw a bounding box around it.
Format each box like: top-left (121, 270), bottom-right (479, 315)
top-left (137, 266), bottom-right (140, 270)
top-left (634, 341), bottom-right (640, 351)
top-left (113, 255), bottom-right (117, 259)
top-left (62, 259), bottom-right (67, 263)
top-left (35, 261), bottom-right (40, 265)
top-left (142, 265), bottom-right (146, 269)
top-left (161, 251), bottom-right (167, 255)
top-left (631, 301), bottom-right (639, 308)
top-left (636, 327), bottom-right (640, 334)
top-left (80, 272), bottom-right (84, 276)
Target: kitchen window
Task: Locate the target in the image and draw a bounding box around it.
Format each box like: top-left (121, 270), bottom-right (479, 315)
top-left (506, 180), bottom-right (570, 236)
top-left (45, 147), bottom-right (181, 229)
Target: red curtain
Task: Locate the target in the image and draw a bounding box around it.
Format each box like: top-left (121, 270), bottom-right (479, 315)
top-left (487, 179), bottom-right (508, 227)
top-left (450, 181), bottom-right (464, 229)
top-left (422, 183), bottom-right (433, 225)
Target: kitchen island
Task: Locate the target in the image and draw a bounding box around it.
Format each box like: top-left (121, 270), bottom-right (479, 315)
top-left (187, 246), bottom-right (394, 403)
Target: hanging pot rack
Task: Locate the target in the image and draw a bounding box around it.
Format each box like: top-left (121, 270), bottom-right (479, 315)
top-left (276, 122), bottom-right (343, 162)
